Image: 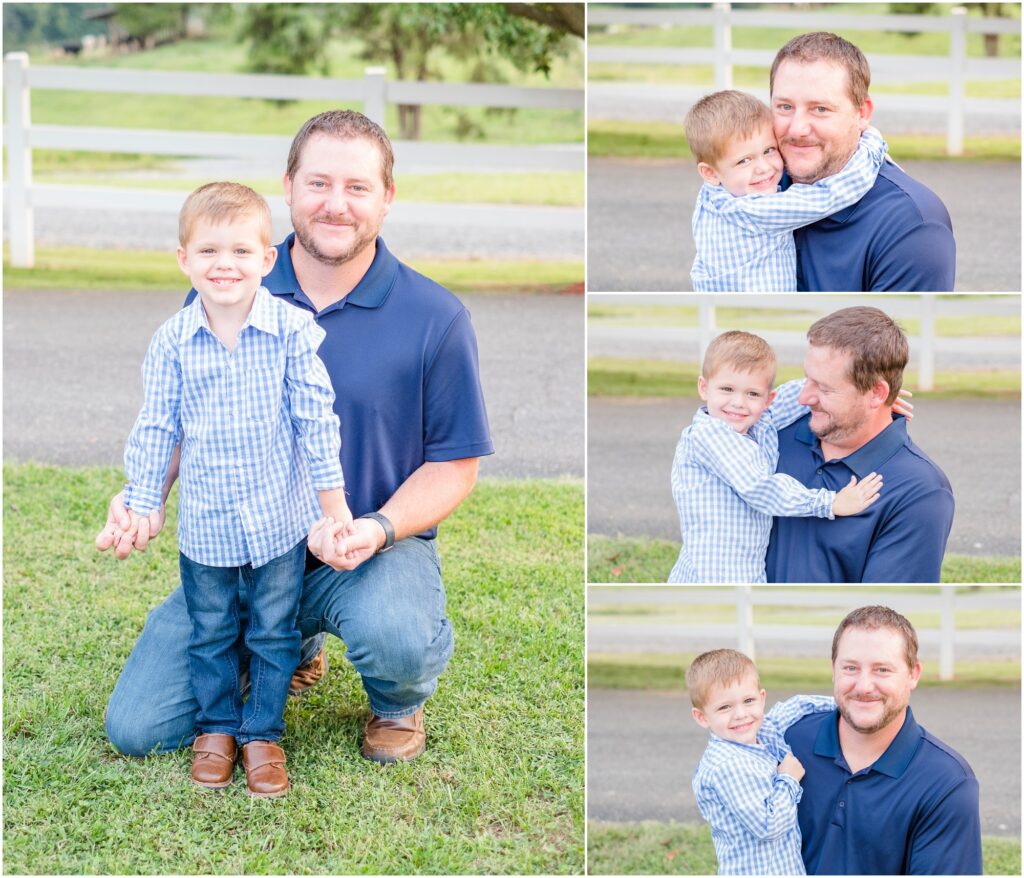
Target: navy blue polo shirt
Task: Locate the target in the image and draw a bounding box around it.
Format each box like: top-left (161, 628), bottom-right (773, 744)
top-left (765, 414), bottom-right (953, 582)
top-left (185, 235), bottom-right (493, 538)
top-left (785, 160), bottom-right (955, 291)
top-left (785, 707), bottom-right (982, 875)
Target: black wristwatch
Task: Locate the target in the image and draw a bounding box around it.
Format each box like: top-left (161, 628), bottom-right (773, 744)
top-left (359, 512), bottom-right (395, 554)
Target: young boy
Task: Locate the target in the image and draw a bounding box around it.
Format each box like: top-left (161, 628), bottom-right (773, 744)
top-left (102, 182), bottom-right (351, 797)
top-left (684, 90), bottom-right (887, 291)
top-left (687, 648), bottom-right (836, 875)
top-left (669, 331), bottom-right (886, 583)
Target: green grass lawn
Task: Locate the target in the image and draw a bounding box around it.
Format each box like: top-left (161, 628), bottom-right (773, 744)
top-left (3, 246), bottom-right (583, 295)
top-left (586, 534), bottom-right (1022, 585)
top-left (588, 358), bottom-right (1022, 400)
top-left (587, 821), bottom-right (1021, 875)
top-left (3, 464), bottom-right (584, 874)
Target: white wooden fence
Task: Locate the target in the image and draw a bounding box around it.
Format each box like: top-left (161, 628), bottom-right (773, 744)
top-left (696, 294), bottom-right (941, 390)
top-left (588, 3), bottom-right (1021, 155)
top-left (3, 54), bottom-right (584, 267)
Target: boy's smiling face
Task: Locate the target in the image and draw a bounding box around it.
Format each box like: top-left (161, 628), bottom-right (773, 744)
top-left (692, 672), bottom-right (767, 745)
top-left (698, 122), bottom-right (785, 197)
top-left (699, 366), bottom-right (776, 435)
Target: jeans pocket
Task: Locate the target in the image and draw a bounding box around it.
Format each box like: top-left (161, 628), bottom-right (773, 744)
top-left (246, 367), bottom-right (283, 422)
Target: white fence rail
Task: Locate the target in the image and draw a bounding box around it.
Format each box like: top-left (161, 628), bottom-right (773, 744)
top-left (588, 3), bottom-right (1021, 155)
top-left (3, 53), bottom-right (585, 267)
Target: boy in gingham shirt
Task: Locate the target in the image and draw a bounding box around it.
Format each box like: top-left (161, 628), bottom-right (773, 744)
top-left (686, 90), bottom-right (887, 291)
top-left (688, 649), bottom-right (835, 875)
top-left (102, 182), bottom-right (351, 797)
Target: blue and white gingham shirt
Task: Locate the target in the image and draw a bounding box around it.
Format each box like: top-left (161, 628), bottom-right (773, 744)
top-left (691, 129), bottom-right (887, 291)
top-left (693, 695), bottom-right (837, 876)
top-left (123, 286), bottom-right (345, 568)
top-left (669, 380), bottom-right (835, 583)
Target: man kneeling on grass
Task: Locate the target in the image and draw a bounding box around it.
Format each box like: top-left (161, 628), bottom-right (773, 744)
top-left (97, 109), bottom-right (493, 771)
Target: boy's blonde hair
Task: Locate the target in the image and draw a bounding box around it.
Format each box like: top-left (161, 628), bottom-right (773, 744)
top-left (684, 90), bottom-right (774, 166)
top-left (686, 649), bottom-right (759, 710)
top-left (178, 182), bottom-right (273, 247)
top-left (702, 330), bottom-right (777, 385)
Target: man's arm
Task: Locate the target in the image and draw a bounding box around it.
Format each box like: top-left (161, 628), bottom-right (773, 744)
top-left (860, 485), bottom-right (954, 582)
top-left (717, 129), bottom-right (887, 234)
top-left (708, 761), bottom-right (802, 842)
top-left (312, 457), bottom-right (480, 570)
top-left (907, 777), bottom-right (982, 874)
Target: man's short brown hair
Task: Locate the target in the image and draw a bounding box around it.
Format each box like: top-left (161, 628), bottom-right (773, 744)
top-left (807, 307), bottom-right (908, 405)
top-left (285, 109), bottom-right (395, 190)
top-left (832, 605), bottom-right (919, 671)
top-left (702, 330), bottom-right (777, 386)
top-left (684, 90), bottom-right (773, 166)
top-left (686, 648), bottom-right (759, 709)
top-left (178, 181), bottom-right (272, 247)
top-left (770, 32), bottom-right (871, 108)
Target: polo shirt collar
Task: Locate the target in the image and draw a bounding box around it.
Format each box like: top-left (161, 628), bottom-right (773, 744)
top-left (814, 705), bottom-right (923, 778)
top-left (269, 233), bottom-right (399, 313)
top-left (795, 414), bottom-right (910, 478)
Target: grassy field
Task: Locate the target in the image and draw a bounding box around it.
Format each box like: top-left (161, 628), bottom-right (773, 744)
top-left (588, 120), bottom-right (1022, 161)
top-left (587, 302), bottom-right (1022, 338)
top-left (587, 821), bottom-right (1022, 875)
top-left (588, 357), bottom-right (1022, 400)
top-left (3, 464), bottom-right (584, 874)
top-left (3, 246), bottom-right (584, 295)
top-left (586, 534), bottom-right (1022, 586)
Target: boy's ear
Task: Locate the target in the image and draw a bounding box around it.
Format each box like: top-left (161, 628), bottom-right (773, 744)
top-left (692, 707), bottom-right (710, 729)
top-left (175, 246), bottom-right (190, 277)
top-left (697, 375), bottom-right (709, 402)
top-left (262, 244), bottom-right (278, 277)
top-left (697, 161), bottom-right (722, 186)
top-left (766, 389), bottom-right (777, 408)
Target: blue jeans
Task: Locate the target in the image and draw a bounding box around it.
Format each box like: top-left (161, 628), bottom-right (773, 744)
top-left (106, 537), bottom-right (454, 756)
top-left (179, 541), bottom-right (304, 744)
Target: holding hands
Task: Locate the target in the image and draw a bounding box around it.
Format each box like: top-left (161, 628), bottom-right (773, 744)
top-left (95, 491), bottom-right (163, 559)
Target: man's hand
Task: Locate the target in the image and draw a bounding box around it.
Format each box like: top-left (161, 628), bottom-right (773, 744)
top-left (95, 492), bottom-right (164, 559)
top-left (832, 472), bottom-right (883, 517)
top-left (307, 516), bottom-right (383, 572)
top-left (778, 753), bottom-right (805, 782)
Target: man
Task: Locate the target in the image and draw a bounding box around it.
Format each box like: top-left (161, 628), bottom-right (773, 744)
top-left (784, 606), bottom-right (982, 874)
top-left (771, 32), bottom-right (956, 291)
top-left (765, 307), bottom-right (953, 581)
top-left (99, 110), bottom-right (494, 762)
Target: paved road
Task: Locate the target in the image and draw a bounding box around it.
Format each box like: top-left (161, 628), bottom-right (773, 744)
top-left (587, 396), bottom-right (1021, 557)
top-left (2, 289), bottom-right (584, 479)
top-left (587, 158), bottom-right (1022, 292)
top-left (587, 687), bottom-right (1021, 837)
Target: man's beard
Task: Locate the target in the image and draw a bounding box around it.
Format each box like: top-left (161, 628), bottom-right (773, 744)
top-left (782, 138), bottom-right (852, 185)
top-left (293, 212), bottom-right (379, 267)
top-left (838, 694), bottom-right (906, 734)
top-left (808, 409), bottom-right (860, 444)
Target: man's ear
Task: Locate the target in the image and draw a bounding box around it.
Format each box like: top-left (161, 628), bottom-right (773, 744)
top-left (282, 173), bottom-right (293, 206)
top-left (857, 95), bottom-right (874, 132)
top-left (867, 378), bottom-right (891, 409)
top-left (382, 181), bottom-right (396, 216)
top-left (697, 162), bottom-right (721, 186)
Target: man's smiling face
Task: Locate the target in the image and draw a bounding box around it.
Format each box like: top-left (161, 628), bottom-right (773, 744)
top-left (833, 626), bottom-right (920, 735)
top-left (283, 133), bottom-right (395, 266)
top-left (771, 58), bottom-right (871, 184)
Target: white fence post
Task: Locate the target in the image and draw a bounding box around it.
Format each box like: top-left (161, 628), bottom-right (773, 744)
top-left (736, 586), bottom-right (755, 660)
top-left (947, 7), bottom-right (968, 156)
top-left (919, 294), bottom-right (935, 391)
top-left (5, 52), bottom-right (35, 268)
top-left (939, 586), bottom-right (955, 681)
top-left (698, 299), bottom-right (717, 362)
top-left (363, 66), bottom-right (387, 127)
top-left (713, 3), bottom-right (733, 90)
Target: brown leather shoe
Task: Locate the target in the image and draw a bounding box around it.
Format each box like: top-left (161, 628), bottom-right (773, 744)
top-left (288, 648), bottom-right (328, 696)
top-left (242, 741), bottom-right (289, 798)
top-left (191, 733), bottom-right (236, 789)
top-left (361, 708), bottom-right (426, 763)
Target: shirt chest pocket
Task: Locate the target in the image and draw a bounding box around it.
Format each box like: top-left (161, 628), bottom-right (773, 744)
top-left (246, 365), bottom-right (285, 423)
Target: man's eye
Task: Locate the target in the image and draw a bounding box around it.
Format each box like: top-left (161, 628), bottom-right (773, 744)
top-left (815, 106), bottom-right (829, 113)
top-left (310, 180), bottom-right (327, 189)
top-left (776, 103), bottom-right (792, 112)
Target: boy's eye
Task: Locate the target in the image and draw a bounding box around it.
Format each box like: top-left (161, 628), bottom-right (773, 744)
top-left (764, 147), bottom-right (776, 156)
top-left (235, 249), bottom-right (251, 255)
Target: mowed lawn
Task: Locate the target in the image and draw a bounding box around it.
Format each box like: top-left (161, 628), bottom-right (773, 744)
top-left (3, 464), bottom-right (584, 874)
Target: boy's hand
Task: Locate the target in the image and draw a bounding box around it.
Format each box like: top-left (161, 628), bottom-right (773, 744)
top-left (778, 753), bottom-right (805, 782)
top-left (95, 492), bottom-right (164, 558)
top-left (308, 515), bottom-right (368, 570)
top-left (832, 472), bottom-right (883, 517)
top-left (893, 388), bottom-right (914, 420)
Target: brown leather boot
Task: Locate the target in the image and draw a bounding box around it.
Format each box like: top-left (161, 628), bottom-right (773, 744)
top-left (288, 648), bottom-right (328, 696)
top-left (242, 741), bottom-right (289, 798)
top-left (191, 733), bottom-right (236, 789)
top-left (361, 708), bottom-right (425, 763)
